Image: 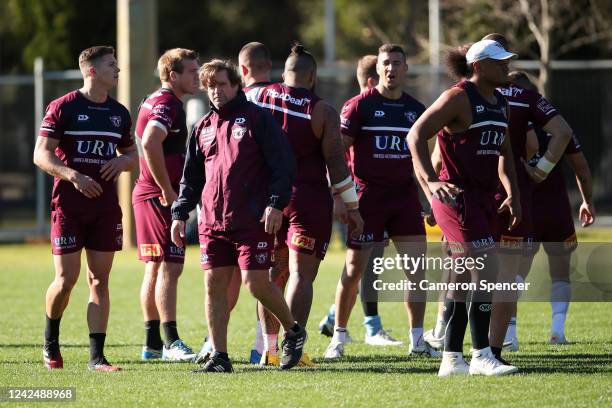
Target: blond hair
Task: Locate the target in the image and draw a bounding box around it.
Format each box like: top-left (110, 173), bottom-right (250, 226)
top-left (158, 48), bottom-right (198, 82)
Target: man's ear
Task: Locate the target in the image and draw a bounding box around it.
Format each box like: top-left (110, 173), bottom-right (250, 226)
top-left (367, 77), bottom-right (378, 90)
top-left (240, 64), bottom-right (248, 78)
top-left (169, 71), bottom-right (178, 82)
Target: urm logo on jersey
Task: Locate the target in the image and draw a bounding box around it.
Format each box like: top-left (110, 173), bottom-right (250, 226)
top-left (479, 130), bottom-right (505, 147)
top-left (76, 140), bottom-right (118, 157)
top-left (373, 135), bottom-right (410, 159)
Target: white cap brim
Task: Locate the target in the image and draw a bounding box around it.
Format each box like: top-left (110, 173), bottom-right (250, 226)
top-left (488, 49), bottom-right (518, 61)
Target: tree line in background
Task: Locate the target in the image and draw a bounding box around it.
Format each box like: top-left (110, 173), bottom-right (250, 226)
top-left (1, 0), bottom-right (611, 93)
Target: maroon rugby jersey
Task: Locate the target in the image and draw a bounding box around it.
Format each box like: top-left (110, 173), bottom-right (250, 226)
top-left (132, 88), bottom-right (187, 203)
top-left (255, 83), bottom-right (326, 185)
top-left (39, 90), bottom-right (133, 211)
top-left (497, 83), bottom-right (558, 189)
top-left (244, 81), bottom-right (275, 103)
top-left (438, 80), bottom-right (508, 191)
top-left (340, 88), bottom-right (426, 188)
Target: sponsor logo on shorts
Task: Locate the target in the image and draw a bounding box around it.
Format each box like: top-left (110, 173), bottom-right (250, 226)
top-left (110, 115), bottom-right (122, 127)
top-left (374, 110), bottom-right (385, 118)
top-left (291, 234), bottom-right (316, 251)
top-left (500, 235), bottom-right (523, 250)
top-left (116, 223), bottom-right (122, 231)
top-left (405, 111), bottom-right (417, 122)
top-left (77, 114), bottom-right (89, 121)
top-left (352, 233), bottom-right (375, 244)
top-left (170, 245), bottom-right (185, 256)
top-left (116, 234), bottom-right (123, 247)
top-left (564, 234), bottom-right (577, 251)
top-left (255, 253), bottom-right (268, 264)
top-left (478, 303), bottom-right (492, 312)
top-left (53, 235), bottom-right (77, 249)
top-left (235, 117), bottom-right (246, 125)
top-left (447, 241), bottom-right (466, 255)
top-left (476, 105), bottom-right (485, 113)
top-left (232, 126), bottom-right (247, 140)
top-left (257, 241), bottom-right (268, 249)
top-left (200, 253), bottom-right (209, 264)
top-left (472, 236), bottom-right (495, 249)
top-left (140, 243), bottom-right (162, 257)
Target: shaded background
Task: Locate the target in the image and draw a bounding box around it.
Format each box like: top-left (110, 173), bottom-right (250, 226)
top-left (1, 0), bottom-right (611, 239)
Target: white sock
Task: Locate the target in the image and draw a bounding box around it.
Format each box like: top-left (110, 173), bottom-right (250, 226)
top-left (410, 327), bottom-right (424, 348)
top-left (442, 351), bottom-right (463, 360)
top-left (263, 334), bottom-right (278, 355)
top-left (516, 275), bottom-right (525, 299)
top-left (332, 327), bottom-right (347, 343)
top-left (434, 314), bottom-right (446, 338)
top-left (505, 316), bottom-right (517, 341)
top-left (254, 321), bottom-right (264, 354)
top-left (551, 314), bottom-right (567, 335)
top-left (551, 281), bottom-right (570, 335)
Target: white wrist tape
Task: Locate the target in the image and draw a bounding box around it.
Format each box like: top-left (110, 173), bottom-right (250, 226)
top-left (536, 156), bottom-right (556, 174)
top-left (332, 176), bottom-right (352, 190)
top-left (340, 187), bottom-right (358, 206)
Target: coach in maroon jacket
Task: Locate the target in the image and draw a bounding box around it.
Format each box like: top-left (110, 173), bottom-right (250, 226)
top-left (170, 59), bottom-right (306, 372)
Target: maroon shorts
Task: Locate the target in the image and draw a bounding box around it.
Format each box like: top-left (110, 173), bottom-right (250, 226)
top-left (275, 184), bottom-right (333, 260)
top-left (50, 205), bottom-right (123, 254)
top-left (432, 189), bottom-right (496, 257)
top-left (492, 188), bottom-right (534, 253)
top-left (347, 183), bottom-right (425, 249)
top-left (134, 198), bottom-right (185, 264)
top-left (530, 191), bottom-right (577, 255)
top-left (199, 227), bottom-right (274, 270)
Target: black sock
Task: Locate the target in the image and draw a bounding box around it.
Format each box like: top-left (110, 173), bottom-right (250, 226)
top-left (289, 322), bottom-right (302, 335)
top-left (443, 299), bottom-right (468, 352)
top-left (441, 299), bottom-right (455, 328)
top-left (162, 321), bottom-right (180, 347)
top-left (469, 299), bottom-right (491, 350)
top-left (362, 302), bottom-right (378, 317)
top-left (44, 315), bottom-right (61, 354)
top-left (212, 351), bottom-right (229, 361)
top-left (89, 333), bottom-right (106, 364)
top-left (144, 320), bottom-right (163, 350)
top-left (491, 346), bottom-right (502, 359)
top-left (361, 244), bottom-right (383, 315)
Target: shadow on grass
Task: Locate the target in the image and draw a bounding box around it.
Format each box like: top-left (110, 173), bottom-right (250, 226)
top-left (0, 343), bottom-right (141, 348)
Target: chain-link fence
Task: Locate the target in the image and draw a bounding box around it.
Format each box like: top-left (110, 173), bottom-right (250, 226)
top-left (1, 60), bottom-right (610, 242)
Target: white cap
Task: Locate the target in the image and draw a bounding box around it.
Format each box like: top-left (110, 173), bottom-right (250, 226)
top-left (466, 40), bottom-right (517, 64)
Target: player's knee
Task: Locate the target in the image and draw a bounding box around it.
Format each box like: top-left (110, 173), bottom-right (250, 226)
top-left (55, 275), bottom-right (78, 293)
top-left (243, 276), bottom-right (267, 298)
top-left (161, 262), bottom-right (183, 280)
top-left (88, 274), bottom-right (109, 290)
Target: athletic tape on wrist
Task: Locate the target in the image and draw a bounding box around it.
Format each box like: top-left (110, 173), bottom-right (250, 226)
top-left (332, 176), bottom-right (352, 190)
top-left (536, 156), bottom-right (556, 174)
top-left (339, 186), bottom-right (358, 208)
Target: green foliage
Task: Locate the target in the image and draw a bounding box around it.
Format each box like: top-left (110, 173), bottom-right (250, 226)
top-left (297, 0), bottom-right (428, 61)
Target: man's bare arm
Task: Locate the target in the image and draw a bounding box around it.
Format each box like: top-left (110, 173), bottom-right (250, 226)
top-left (33, 136), bottom-right (102, 198)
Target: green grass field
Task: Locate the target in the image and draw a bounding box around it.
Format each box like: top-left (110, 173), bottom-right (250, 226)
top-left (1, 228), bottom-right (611, 407)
